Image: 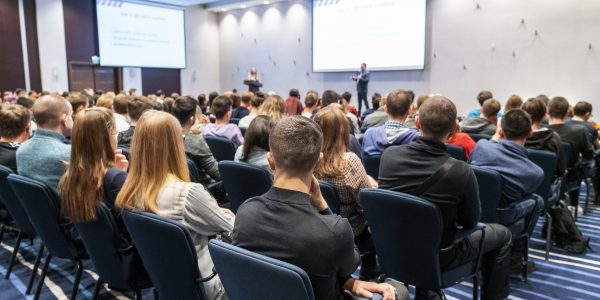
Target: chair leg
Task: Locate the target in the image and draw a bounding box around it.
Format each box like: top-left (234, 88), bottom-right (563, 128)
top-left (26, 243), bottom-right (45, 294)
top-left (135, 288), bottom-right (142, 299)
top-left (70, 260), bottom-right (84, 300)
top-left (0, 224), bottom-right (5, 245)
top-left (522, 236), bottom-right (529, 283)
top-left (584, 178), bottom-right (592, 214)
top-left (5, 231), bottom-right (23, 279)
top-left (472, 273), bottom-right (479, 300)
top-left (34, 253), bottom-right (52, 300)
top-left (153, 288), bottom-right (159, 300)
top-left (92, 279), bottom-right (103, 300)
top-left (545, 213), bottom-right (552, 261)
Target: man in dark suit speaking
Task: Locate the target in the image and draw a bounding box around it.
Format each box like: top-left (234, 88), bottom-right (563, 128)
top-left (352, 63), bottom-right (370, 114)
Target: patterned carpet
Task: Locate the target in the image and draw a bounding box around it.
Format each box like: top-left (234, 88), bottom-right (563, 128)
top-left (0, 198), bottom-right (598, 299)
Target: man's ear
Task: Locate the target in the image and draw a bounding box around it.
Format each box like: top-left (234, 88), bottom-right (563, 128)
top-left (267, 152), bottom-right (276, 171)
top-left (189, 115), bottom-right (196, 126)
top-left (415, 116), bottom-right (421, 130)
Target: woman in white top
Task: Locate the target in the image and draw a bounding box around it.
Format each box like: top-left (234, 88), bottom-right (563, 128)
top-left (116, 110), bottom-right (234, 300)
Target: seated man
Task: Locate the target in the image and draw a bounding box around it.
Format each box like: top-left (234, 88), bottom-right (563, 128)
top-left (362, 90), bottom-right (419, 156)
top-left (379, 96), bottom-right (511, 299)
top-left (233, 116), bottom-right (408, 300)
top-left (16, 95), bottom-right (73, 191)
top-left (360, 92), bottom-right (381, 120)
top-left (460, 98), bottom-right (500, 136)
top-left (232, 91), bottom-right (252, 119)
top-left (0, 105), bottom-right (31, 172)
top-left (522, 98), bottom-right (566, 177)
top-left (203, 95), bottom-right (244, 148)
top-left (361, 95), bottom-right (388, 131)
top-left (117, 96), bottom-right (153, 147)
top-left (467, 90), bottom-right (502, 118)
top-left (548, 97), bottom-right (594, 161)
top-left (171, 96), bottom-right (220, 185)
top-left (568, 101), bottom-right (599, 148)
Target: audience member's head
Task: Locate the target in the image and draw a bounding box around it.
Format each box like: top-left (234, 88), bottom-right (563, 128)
top-left (321, 90), bottom-right (340, 107)
top-left (208, 91), bottom-right (219, 108)
top-left (128, 96), bottom-right (153, 123)
top-left (416, 95), bottom-right (457, 142)
top-left (257, 95), bottom-right (286, 122)
top-left (314, 106), bottom-right (349, 178)
top-left (521, 98), bottom-right (547, 125)
top-left (113, 94), bottom-right (129, 115)
top-left (128, 88), bottom-right (137, 97)
top-left (416, 95), bottom-right (429, 110)
top-left (68, 93), bottom-right (89, 115)
top-left (289, 89), bottom-right (300, 99)
top-left (241, 115), bottom-right (276, 161)
top-left (116, 110), bottom-right (190, 212)
top-left (341, 91), bottom-right (352, 103)
top-left (197, 93), bottom-right (207, 107)
top-left (500, 109), bottom-right (532, 142)
top-left (251, 93), bottom-right (266, 111)
top-left (14, 88), bottom-right (27, 98)
top-left (225, 91), bottom-right (241, 109)
top-left (268, 116), bottom-right (322, 177)
top-left (536, 94), bottom-right (550, 107)
top-left (241, 92), bottom-right (253, 107)
top-left (504, 94), bottom-right (523, 113)
top-left (16, 97), bottom-right (34, 109)
top-left (171, 96), bottom-right (198, 128)
top-left (156, 89), bottom-right (165, 98)
top-left (481, 99), bottom-right (501, 121)
top-left (573, 101), bottom-right (593, 120)
top-left (33, 94), bottom-right (73, 136)
top-left (0, 104), bottom-right (30, 142)
top-left (162, 97), bottom-right (174, 113)
top-left (548, 96), bottom-right (570, 120)
top-left (304, 91), bottom-right (318, 109)
top-left (385, 89), bottom-right (412, 120)
top-left (477, 90), bottom-right (493, 106)
top-left (371, 92), bottom-right (382, 110)
top-left (58, 107), bottom-right (118, 222)
top-left (211, 95), bottom-right (233, 120)
top-left (96, 94), bottom-right (114, 110)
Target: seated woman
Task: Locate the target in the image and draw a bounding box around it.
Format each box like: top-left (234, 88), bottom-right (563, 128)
top-left (59, 107), bottom-right (129, 222)
top-left (116, 110), bottom-right (234, 300)
top-left (238, 92), bottom-right (266, 129)
top-left (234, 115), bottom-right (275, 175)
top-left (313, 106), bottom-right (379, 280)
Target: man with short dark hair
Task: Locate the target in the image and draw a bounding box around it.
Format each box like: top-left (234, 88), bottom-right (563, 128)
top-left (171, 96), bottom-right (220, 185)
top-left (362, 90), bottom-right (419, 156)
top-left (352, 63), bottom-right (370, 114)
top-left (548, 97), bottom-right (594, 160)
top-left (117, 96), bottom-right (153, 147)
top-left (467, 90), bottom-right (502, 118)
top-left (285, 88), bottom-right (303, 116)
top-left (203, 96), bottom-right (244, 148)
top-left (232, 92), bottom-right (252, 119)
top-left (113, 94), bottom-right (130, 133)
top-left (0, 105), bottom-right (31, 172)
top-left (461, 99), bottom-right (500, 136)
top-left (68, 93), bottom-right (89, 116)
top-left (360, 92), bottom-right (381, 120)
top-left (234, 116), bottom-right (408, 300)
top-left (568, 101), bottom-right (598, 147)
top-left (379, 96), bottom-right (511, 300)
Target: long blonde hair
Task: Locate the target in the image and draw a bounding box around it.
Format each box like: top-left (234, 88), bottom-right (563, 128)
top-left (257, 95), bottom-right (286, 122)
top-left (115, 110), bottom-right (190, 213)
top-left (314, 106), bottom-right (349, 178)
top-left (58, 107), bottom-right (115, 222)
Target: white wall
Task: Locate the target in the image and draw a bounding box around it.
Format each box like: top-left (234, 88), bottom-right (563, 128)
top-left (36, 0), bottom-right (69, 92)
top-left (217, 0), bottom-right (600, 114)
top-left (122, 67), bottom-right (143, 93)
top-left (181, 5), bottom-right (221, 96)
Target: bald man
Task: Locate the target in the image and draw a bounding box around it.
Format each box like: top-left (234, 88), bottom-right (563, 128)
top-left (16, 94), bottom-right (73, 191)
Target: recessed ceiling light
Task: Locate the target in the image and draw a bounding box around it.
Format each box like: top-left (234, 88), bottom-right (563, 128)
top-left (264, 1), bottom-right (270, 4)
top-left (241, 4), bottom-right (246, 8)
top-left (221, 8), bottom-right (227, 11)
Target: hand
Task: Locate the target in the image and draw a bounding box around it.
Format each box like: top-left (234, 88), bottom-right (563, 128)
top-left (491, 126), bottom-right (502, 141)
top-left (309, 175), bottom-right (329, 211)
top-left (345, 278), bottom-right (397, 300)
top-left (114, 149), bottom-right (129, 171)
top-left (221, 208), bottom-right (235, 219)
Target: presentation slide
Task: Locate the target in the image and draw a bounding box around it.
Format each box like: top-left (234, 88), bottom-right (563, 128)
top-left (96, 1), bottom-right (186, 69)
top-left (312, 0), bottom-right (426, 72)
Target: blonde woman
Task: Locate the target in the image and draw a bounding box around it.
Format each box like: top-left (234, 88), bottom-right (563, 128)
top-left (116, 110), bottom-right (234, 300)
top-left (313, 106), bottom-right (379, 280)
top-left (59, 107), bottom-right (128, 222)
top-left (257, 95), bottom-right (286, 122)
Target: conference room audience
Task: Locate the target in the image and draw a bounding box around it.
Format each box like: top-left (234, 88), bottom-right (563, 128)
top-left (362, 89), bottom-right (419, 156)
top-left (234, 115), bottom-right (275, 175)
top-left (118, 96), bottom-right (153, 147)
top-left (302, 90), bottom-right (319, 118)
top-left (172, 96), bottom-right (221, 185)
top-left (16, 95), bottom-right (73, 192)
top-left (504, 94), bottom-right (523, 114)
top-left (522, 98), bottom-right (566, 177)
top-left (360, 92), bottom-right (382, 120)
top-left (460, 98), bottom-right (501, 136)
top-left (467, 90), bottom-right (498, 117)
top-left (233, 116), bottom-right (407, 300)
top-left (113, 93), bottom-right (131, 133)
top-left (360, 95), bottom-right (388, 130)
top-left (116, 110), bottom-right (233, 300)
top-left (238, 92), bottom-right (266, 129)
top-left (313, 106), bottom-right (380, 279)
top-left (285, 88), bottom-right (303, 116)
top-left (58, 107), bottom-right (128, 224)
top-left (0, 104), bottom-right (30, 172)
top-left (232, 92), bottom-right (252, 119)
top-left (568, 101), bottom-right (598, 146)
top-left (204, 95), bottom-right (244, 148)
top-left (378, 96), bottom-right (511, 300)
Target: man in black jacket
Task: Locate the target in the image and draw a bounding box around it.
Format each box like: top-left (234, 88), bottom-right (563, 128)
top-left (352, 63), bottom-right (370, 114)
top-left (378, 96), bottom-right (511, 300)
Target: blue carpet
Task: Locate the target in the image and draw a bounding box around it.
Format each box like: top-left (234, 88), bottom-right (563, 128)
top-left (0, 198), bottom-right (598, 299)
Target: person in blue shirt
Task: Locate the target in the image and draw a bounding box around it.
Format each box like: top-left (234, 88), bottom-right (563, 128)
top-left (467, 90), bottom-right (503, 118)
top-left (362, 90), bottom-right (419, 156)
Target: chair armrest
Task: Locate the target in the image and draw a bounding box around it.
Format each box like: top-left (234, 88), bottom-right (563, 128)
top-left (452, 223), bottom-right (485, 245)
top-left (196, 267), bottom-right (218, 283)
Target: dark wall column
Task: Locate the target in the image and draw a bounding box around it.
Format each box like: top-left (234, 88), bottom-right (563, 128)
top-left (0, 0), bottom-right (26, 92)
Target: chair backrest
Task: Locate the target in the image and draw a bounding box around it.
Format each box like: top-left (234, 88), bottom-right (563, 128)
top-left (205, 136), bottom-right (236, 162)
top-left (318, 181), bottom-right (341, 215)
top-left (229, 118), bottom-right (240, 125)
top-left (363, 155), bottom-right (381, 180)
top-left (445, 145), bottom-right (467, 161)
top-left (0, 166), bottom-right (37, 236)
top-left (360, 188), bottom-right (443, 288)
top-left (470, 166), bottom-right (502, 223)
top-left (468, 133), bottom-right (492, 142)
top-left (122, 210), bottom-right (204, 300)
top-left (117, 147), bottom-right (130, 161)
top-left (561, 142), bottom-right (576, 168)
top-left (7, 174), bottom-right (85, 259)
top-left (208, 240), bottom-right (315, 300)
top-left (73, 203), bottom-right (129, 290)
top-left (240, 127), bottom-right (247, 137)
top-left (218, 161), bottom-right (272, 213)
top-left (526, 149), bottom-right (558, 203)
top-left (187, 159), bottom-right (201, 183)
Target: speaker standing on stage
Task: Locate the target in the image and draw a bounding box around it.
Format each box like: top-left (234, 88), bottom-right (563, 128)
top-left (352, 63), bottom-right (370, 114)
top-left (246, 67), bottom-right (261, 92)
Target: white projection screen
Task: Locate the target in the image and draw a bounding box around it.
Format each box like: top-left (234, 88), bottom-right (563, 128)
top-left (96, 1), bottom-right (186, 69)
top-left (312, 0), bottom-right (426, 72)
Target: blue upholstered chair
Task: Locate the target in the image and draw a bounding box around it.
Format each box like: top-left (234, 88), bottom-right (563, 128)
top-left (363, 155), bottom-right (381, 180)
top-left (205, 136), bottom-right (236, 162)
top-left (468, 133), bottom-right (492, 142)
top-left (446, 144), bottom-right (467, 161)
top-left (318, 180), bottom-right (341, 215)
top-left (218, 161), bottom-right (272, 213)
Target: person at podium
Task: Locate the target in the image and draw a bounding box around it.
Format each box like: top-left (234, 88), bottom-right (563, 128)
top-left (246, 67), bottom-right (262, 92)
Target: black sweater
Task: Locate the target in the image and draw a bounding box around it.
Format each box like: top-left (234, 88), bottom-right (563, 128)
top-left (525, 128), bottom-right (566, 177)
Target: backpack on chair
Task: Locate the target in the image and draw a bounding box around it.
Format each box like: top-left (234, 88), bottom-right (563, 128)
top-left (543, 200), bottom-right (591, 254)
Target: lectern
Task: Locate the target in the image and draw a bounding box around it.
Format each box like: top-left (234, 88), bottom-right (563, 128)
top-left (243, 80), bottom-right (262, 92)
